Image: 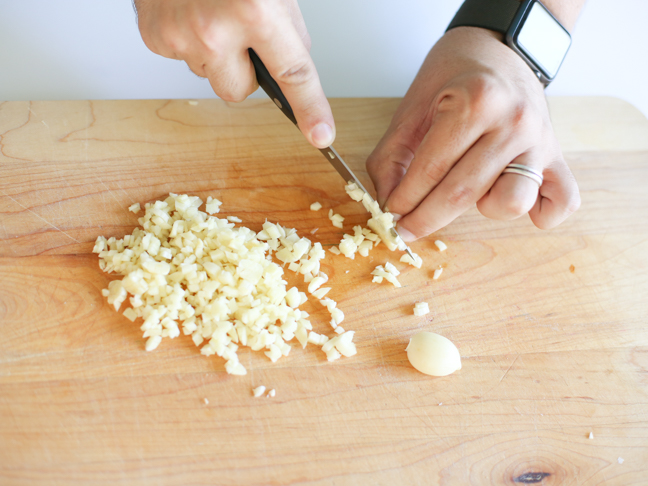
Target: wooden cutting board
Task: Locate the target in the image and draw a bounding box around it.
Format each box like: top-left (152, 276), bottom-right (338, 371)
top-left (1, 97), bottom-right (647, 485)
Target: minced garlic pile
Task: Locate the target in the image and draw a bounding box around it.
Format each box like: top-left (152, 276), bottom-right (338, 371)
top-left (94, 193), bottom-right (357, 375)
top-left (95, 183), bottom-right (448, 377)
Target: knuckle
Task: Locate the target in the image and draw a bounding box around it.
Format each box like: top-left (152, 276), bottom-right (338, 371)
top-left (533, 217), bottom-right (554, 230)
top-left (564, 190), bottom-right (581, 214)
top-left (436, 73), bottom-right (506, 124)
top-left (435, 87), bottom-right (469, 119)
top-left (302, 32), bottom-right (312, 52)
top-left (509, 102), bottom-right (533, 132)
top-left (501, 196), bottom-right (531, 219)
top-left (194, 25), bottom-right (222, 51)
top-left (421, 161), bottom-right (448, 186)
top-left (219, 92), bottom-right (246, 103)
top-left (366, 143), bottom-right (411, 184)
top-left (159, 27), bottom-right (187, 55)
top-left (446, 184), bottom-right (475, 210)
top-left (216, 84), bottom-right (248, 103)
top-left (466, 73), bottom-right (504, 114)
top-left (276, 60), bottom-right (315, 87)
top-left (217, 73), bottom-right (258, 102)
top-left (236, 0), bottom-right (268, 28)
top-left (187, 17), bottom-right (227, 54)
top-left (372, 140), bottom-right (414, 171)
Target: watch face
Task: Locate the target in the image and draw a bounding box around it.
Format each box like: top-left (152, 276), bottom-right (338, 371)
top-left (515, 1), bottom-right (571, 80)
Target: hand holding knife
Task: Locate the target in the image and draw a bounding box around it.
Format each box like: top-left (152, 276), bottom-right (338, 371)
top-left (248, 48), bottom-right (414, 259)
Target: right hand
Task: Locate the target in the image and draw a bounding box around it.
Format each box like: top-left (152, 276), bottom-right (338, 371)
top-left (134, 0), bottom-right (335, 148)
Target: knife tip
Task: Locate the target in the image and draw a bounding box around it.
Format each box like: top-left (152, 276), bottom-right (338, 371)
top-left (405, 246), bottom-right (415, 259)
top-left (390, 226), bottom-right (415, 259)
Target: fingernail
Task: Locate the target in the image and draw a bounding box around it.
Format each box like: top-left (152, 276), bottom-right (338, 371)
top-left (311, 123), bottom-right (334, 147)
top-left (391, 213), bottom-right (402, 222)
top-left (396, 224), bottom-right (416, 242)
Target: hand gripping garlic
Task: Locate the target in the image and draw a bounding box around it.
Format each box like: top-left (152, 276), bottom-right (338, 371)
top-left (406, 331), bottom-right (461, 376)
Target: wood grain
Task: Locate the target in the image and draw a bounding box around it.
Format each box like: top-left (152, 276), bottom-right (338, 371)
top-left (1, 97), bottom-right (647, 485)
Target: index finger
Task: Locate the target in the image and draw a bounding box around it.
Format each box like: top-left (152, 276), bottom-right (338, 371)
top-left (396, 131), bottom-right (519, 240)
top-left (252, 21), bottom-right (334, 149)
top-left (384, 82), bottom-right (505, 218)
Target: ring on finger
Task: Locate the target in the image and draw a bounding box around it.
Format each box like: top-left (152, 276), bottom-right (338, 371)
top-left (502, 163), bottom-right (543, 187)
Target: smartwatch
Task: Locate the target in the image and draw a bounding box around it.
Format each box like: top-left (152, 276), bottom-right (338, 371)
top-left (446, 0), bottom-right (572, 86)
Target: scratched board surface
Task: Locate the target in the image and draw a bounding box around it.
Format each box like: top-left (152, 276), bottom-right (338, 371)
top-left (1, 97), bottom-right (647, 485)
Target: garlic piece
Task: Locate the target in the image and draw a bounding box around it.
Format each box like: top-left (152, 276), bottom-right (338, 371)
top-left (311, 287), bottom-right (331, 299)
top-left (310, 202), bottom-right (322, 211)
top-left (145, 335), bottom-right (162, 352)
top-left (406, 331), bottom-right (461, 377)
top-left (252, 386), bottom-right (266, 398)
top-left (344, 182), bottom-right (365, 202)
top-left (400, 252), bottom-right (423, 268)
top-left (371, 264), bottom-right (401, 288)
top-left (328, 209), bottom-right (344, 229)
top-left (205, 196), bottom-right (222, 214)
top-left (413, 302), bottom-right (430, 316)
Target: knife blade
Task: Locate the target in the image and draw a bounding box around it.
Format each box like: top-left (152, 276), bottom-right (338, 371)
top-left (248, 48), bottom-right (414, 259)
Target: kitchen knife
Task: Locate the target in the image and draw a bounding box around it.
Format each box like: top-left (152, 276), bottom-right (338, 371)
top-left (248, 48), bottom-right (414, 259)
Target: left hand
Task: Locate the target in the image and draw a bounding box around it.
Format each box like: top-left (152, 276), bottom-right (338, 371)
top-left (366, 27), bottom-right (580, 242)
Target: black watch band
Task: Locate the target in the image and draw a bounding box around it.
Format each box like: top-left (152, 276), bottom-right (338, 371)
top-left (446, 0), bottom-right (522, 34)
top-left (446, 0), bottom-right (572, 86)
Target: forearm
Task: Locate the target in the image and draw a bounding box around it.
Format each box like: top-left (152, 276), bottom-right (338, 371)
top-left (541, 0), bottom-right (586, 31)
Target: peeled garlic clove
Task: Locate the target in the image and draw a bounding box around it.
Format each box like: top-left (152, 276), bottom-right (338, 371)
top-left (406, 331), bottom-right (461, 376)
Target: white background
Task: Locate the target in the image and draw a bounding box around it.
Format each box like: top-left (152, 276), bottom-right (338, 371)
top-left (1, 0), bottom-right (647, 119)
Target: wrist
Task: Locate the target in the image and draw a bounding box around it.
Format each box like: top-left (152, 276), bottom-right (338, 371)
top-left (447, 25), bottom-right (504, 43)
top-left (446, 0), bottom-right (575, 86)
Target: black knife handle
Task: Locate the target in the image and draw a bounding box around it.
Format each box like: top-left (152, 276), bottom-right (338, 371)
top-left (248, 48), bottom-right (298, 127)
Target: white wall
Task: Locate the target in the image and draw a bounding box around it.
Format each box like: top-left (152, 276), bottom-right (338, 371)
top-left (1, 0), bottom-right (647, 119)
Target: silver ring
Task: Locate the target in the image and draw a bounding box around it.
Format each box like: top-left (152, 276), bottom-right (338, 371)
top-left (502, 163), bottom-right (543, 187)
